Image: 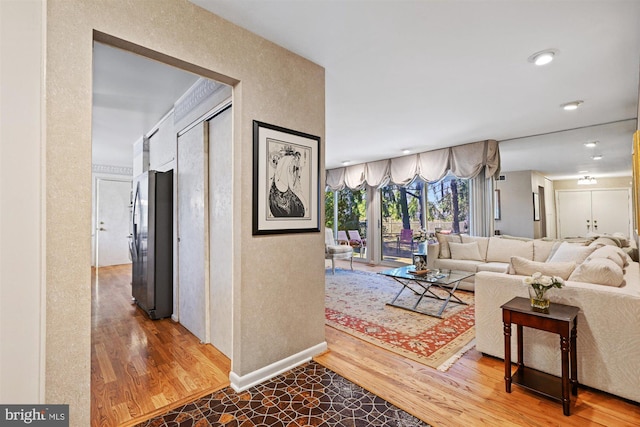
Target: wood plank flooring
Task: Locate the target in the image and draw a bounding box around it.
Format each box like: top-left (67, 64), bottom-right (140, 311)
top-left (316, 260), bottom-right (640, 427)
top-left (91, 264), bottom-right (230, 427)
top-left (92, 261), bottom-right (639, 426)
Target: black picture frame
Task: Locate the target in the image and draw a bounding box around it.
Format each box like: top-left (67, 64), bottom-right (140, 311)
top-left (533, 192), bottom-right (540, 221)
top-left (252, 120), bottom-right (320, 235)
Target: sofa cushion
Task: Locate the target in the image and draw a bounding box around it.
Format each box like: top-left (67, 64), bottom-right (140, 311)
top-left (568, 258), bottom-right (624, 287)
top-left (477, 262), bottom-right (510, 274)
top-left (449, 242), bottom-right (483, 261)
top-left (533, 239), bottom-right (559, 262)
top-left (461, 235), bottom-right (489, 261)
top-left (434, 258), bottom-right (482, 273)
top-left (547, 241), bottom-right (596, 264)
top-left (486, 237), bottom-right (534, 263)
top-left (436, 232), bottom-right (461, 259)
top-left (509, 256), bottom-right (576, 280)
top-left (587, 245), bottom-right (629, 269)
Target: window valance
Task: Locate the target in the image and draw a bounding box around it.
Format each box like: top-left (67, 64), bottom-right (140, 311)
top-left (326, 139), bottom-right (500, 190)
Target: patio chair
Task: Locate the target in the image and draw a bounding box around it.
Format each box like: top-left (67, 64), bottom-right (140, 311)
top-left (347, 229), bottom-right (366, 257)
top-left (397, 228), bottom-right (414, 253)
top-left (337, 230), bottom-right (350, 245)
top-left (325, 229), bottom-right (353, 274)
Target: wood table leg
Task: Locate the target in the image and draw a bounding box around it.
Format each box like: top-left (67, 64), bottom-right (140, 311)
top-left (571, 318), bottom-right (578, 396)
top-left (503, 317), bottom-right (512, 393)
top-left (561, 334), bottom-right (571, 416)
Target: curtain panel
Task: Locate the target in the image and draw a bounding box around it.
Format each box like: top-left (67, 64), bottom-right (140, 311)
top-left (326, 139), bottom-right (500, 190)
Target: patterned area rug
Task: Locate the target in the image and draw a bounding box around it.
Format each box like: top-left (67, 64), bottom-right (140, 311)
top-left (136, 362), bottom-right (431, 426)
top-left (325, 269), bottom-right (475, 371)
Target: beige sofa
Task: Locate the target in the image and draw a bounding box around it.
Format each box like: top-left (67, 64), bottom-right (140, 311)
top-left (426, 235), bottom-right (559, 291)
top-left (475, 263), bottom-right (640, 403)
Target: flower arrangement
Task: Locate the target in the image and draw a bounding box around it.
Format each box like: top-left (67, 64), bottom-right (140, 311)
top-left (523, 272), bottom-right (564, 312)
top-left (412, 228), bottom-right (428, 243)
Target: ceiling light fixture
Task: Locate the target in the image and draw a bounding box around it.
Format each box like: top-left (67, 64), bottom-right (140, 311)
top-left (584, 141), bottom-right (598, 148)
top-left (528, 49), bottom-right (558, 66)
top-left (578, 176), bottom-right (597, 185)
top-left (592, 155), bottom-right (603, 160)
top-left (402, 149), bottom-right (411, 155)
top-left (341, 160), bottom-right (351, 166)
top-left (562, 101), bottom-right (584, 111)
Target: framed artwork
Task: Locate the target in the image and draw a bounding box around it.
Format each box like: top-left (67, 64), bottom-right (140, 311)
top-left (494, 189), bottom-right (501, 220)
top-left (533, 192), bottom-right (540, 221)
top-left (252, 120), bottom-right (320, 235)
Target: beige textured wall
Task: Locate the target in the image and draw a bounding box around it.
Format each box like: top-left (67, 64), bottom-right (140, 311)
top-left (46, 1), bottom-right (325, 425)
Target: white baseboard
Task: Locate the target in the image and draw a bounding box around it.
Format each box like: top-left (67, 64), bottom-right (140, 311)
top-left (229, 341), bottom-right (327, 392)
top-left (171, 314), bottom-right (179, 322)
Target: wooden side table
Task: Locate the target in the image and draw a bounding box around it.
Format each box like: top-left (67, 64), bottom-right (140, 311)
top-left (501, 297), bottom-right (580, 416)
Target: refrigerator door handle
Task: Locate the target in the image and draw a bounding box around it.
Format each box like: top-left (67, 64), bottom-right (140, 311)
top-left (130, 184), bottom-right (140, 260)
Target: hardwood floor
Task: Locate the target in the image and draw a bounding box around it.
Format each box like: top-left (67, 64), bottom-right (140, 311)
top-left (317, 259), bottom-right (640, 427)
top-left (91, 264), bottom-right (230, 427)
top-left (92, 260), bottom-right (639, 426)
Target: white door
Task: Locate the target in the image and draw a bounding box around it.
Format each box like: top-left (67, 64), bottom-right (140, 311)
top-left (557, 191), bottom-right (591, 238)
top-left (96, 178), bottom-right (132, 266)
top-left (591, 189), bottom-right (630, 236)
top-left (557, 189), bottom-right (631, 238)
top-left (177, 122), bottom-right (210, 343)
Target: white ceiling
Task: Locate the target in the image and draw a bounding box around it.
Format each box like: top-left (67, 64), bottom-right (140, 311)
top-left (92, 42), bottom-right (199, 167)
top-left (93, 1), bottom-right (640, 180)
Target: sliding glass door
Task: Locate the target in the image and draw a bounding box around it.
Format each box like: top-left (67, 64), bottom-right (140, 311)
top-left (380, 180), bottom-right (425, 263)
top-left (325, 188), bottom-right (367, 258)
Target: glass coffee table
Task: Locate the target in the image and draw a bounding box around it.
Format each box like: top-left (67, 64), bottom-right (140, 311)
top-left (379, 266), bottom-right (474, 318)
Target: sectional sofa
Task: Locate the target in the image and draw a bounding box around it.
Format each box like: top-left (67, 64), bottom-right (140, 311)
top-left (425, 233), bottom-right (640, 403)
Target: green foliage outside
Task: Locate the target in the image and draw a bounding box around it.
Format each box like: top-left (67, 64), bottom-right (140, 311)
top-left (325, 175), bottom-right (469, 236)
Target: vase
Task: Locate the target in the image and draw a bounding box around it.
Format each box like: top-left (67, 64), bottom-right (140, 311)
top-left (529, 286), bottom-right (550, 313)
top-left (417, 242), bottom-right (427, 254)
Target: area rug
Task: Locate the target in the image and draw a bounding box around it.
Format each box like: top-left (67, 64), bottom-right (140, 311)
top-left (325, 269), bottom-right (475, 371)
top-left (136, 362), bottom-right (431, 426)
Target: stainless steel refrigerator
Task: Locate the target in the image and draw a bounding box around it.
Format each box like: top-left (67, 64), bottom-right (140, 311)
top-left (130, 170), bottom-right (173, 320)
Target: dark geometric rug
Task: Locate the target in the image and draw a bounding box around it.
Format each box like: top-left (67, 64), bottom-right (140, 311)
top-left (136, 361), bottom-right (430, 426)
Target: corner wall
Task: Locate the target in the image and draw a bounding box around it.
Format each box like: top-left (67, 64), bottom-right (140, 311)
top-left (0, 0), bottom-right (44, 403)
top-left (43, 1), bottom-right (325, 424)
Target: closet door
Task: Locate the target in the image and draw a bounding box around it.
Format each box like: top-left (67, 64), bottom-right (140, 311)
top-left (591, 189), bottom-right (630, 236)
top-left (177, 121), bottom-right (210, 343)
top-left (557, 191), bottom-right (591, 238)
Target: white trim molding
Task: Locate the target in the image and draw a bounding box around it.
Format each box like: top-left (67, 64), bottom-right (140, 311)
top-left (92, 164), bottom-right (133, 176)
top-left (229, 342), bottom-right (327, 392)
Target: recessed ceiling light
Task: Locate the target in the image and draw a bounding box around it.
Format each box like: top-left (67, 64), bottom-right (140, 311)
top-left (561, 100), bottom-right (584, 111)
top-left (592, 155), bottom-right (603, 160)
top-left (402, 149), bottom-right (411, 155)
top-left (341, 160), bottom-right (351, 166)
top-left (528, 49), bottom-right (558, 66)
top-left (584, 141), bottom-right (598, 148)
top-left (578, 170), bottom-right (589, 174)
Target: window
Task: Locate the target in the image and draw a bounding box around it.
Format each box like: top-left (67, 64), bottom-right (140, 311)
top-left (325, 188), bottom-right (367, 256)
top-left (426, 175), bottom-right (469, 234)
top-left (380, 180), bottom-right (425, 263)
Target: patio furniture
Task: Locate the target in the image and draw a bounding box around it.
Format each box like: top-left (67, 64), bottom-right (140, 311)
top-left (337, 230), bottom-right (350, 245)
top-left (347, 229), bottom-right (366, 257)
top-left (325, 229), bottom-right (353, 274)
top-left (397, 228), bottom-right (414, 253)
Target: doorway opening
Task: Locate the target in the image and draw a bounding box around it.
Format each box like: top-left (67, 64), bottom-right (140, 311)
top-left (91, 36), bottom-right (233, 426)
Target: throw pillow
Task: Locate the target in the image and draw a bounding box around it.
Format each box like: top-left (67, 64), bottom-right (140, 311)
top-left (589, 237), bottom-right (619, 248)
top-left (461, 235), bottom-right (489, 261)
top-left (486, 237), bottom-right (534, 263)
top-left (547, 241), bottom-right (596, 264)
top-left (509, 256), bottom-right (576, 280)
top-left (587, 245), bottom-right (629, 268)
top-left (436, 232), bottom-right (461, 259)
top-left (568, 258), bottom-right (624, 287)
top-left (449, 242), bottom-right (483, 261)
top-left (533, 239), bottom-right (560, 262)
